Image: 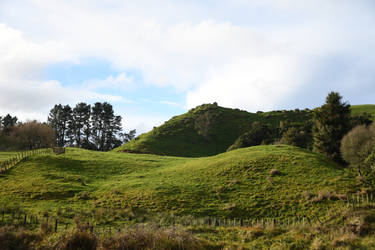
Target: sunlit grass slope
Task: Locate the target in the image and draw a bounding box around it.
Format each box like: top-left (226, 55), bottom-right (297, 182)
top-left (114, 103), bottom-right (312, 157)
top-left (351, 104), bottom-right (375, 119)
top-left (0, 146), bottom-right (357, 223)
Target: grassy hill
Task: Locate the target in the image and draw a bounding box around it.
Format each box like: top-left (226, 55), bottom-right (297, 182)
top-left (114, 103), bottom-right (313, 157)
top-left (115, 103), bottom-right (375, 157)
top-left (0, 145), bottom-right (358, 225)
top-left (351, 104), bottom-right (375, 119)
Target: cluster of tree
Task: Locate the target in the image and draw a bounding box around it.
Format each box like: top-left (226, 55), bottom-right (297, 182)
top-left (228, 92), bottom-right (373, 167)
top-left (0, 115), bottom-right (55, 150)
top-left (48, 102), bottom-right (135, 151)
top-left (227, 120), bottom-right (313, 152)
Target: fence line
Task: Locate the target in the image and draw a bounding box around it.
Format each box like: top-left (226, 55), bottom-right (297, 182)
top-left (0, 192), bottom-right (374, 235)
top-left (0, 148), bottom-right (52, 174)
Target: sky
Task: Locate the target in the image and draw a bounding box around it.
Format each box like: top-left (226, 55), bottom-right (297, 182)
top-left (0, 0), bottom-right (375, 134)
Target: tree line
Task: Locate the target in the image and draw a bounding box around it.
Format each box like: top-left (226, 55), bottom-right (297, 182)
top-left (0, 115), bottom-right (54, 150)
top-left (0, 102), bottom-right (135, 151)
top-left (48, 102), bottom-right (135, 151)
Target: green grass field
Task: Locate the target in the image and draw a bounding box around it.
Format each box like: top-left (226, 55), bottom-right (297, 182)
top-left (0, 145), bottom-right (359, 227)
top-left (0, 151), bottom-right (18, 163)
top-left (351, 104), bottom-right (375, 119)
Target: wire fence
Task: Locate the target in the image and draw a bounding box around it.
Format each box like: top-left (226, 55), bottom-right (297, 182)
top-left (0, 148), bottom-right (52, 174)
top-left (0, 191), bottom-right (374, 235)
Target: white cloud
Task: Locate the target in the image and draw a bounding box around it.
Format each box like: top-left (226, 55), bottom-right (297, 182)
top-left (0, 24), bottom-right (123, 121)
top-left (186, 55), bottom-right (305, 111)
top-left (0, 0), bottom-right (374, 126)
top-left (82, 73), bottom-right (135, 91)
top-left (122, 114), bottom-right (169, 135)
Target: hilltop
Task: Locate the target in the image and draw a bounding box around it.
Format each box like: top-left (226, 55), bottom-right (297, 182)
top-left (0, 145), bottom-right (357, 222)
top-left (114, 103), bottom-right (313, 157)
top-left (114, 103), bottom-right (375, 157)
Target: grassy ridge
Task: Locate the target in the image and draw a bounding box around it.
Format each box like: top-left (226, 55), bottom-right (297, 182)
top-left (0, 146), bottom-right (357, 224)
top-left (114, 104), bottom-right (313, 157)
top-left (115, 104), bottom-right (375, 157)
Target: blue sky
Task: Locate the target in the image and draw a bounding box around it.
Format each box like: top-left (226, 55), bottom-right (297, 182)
top-left (0, 0), bottom-right (375, 133)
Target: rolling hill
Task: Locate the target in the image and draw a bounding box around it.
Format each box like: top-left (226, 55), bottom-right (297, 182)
top-left (114, 103), bottom-right (313, 157)
top-left (0, 145), bottom-right (357, 224)
top-left (114, 103), bottom-right (375, 157)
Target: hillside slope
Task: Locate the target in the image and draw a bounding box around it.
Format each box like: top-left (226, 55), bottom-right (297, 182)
top-left (351, 104), bottom-right (375, 119)
top-left (114, 103), bottom-right (312, 157)
top-left (115, 103), bottom-right (375, 157)
top-left (0, 146), bottom-right (357, 223)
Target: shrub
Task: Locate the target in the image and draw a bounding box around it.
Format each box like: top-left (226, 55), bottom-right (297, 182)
top-left (341, 124), bottom-right (375, 176)
top-left (279, 127), bottom-right (311, 149)
top-left (0, 227), bottom-right (41, 250)
top-left (80, 191), bottom-right (89, 200)
top-left (55, 230), bottom-right (98, 250)
top-left (227, 122), bottom-right (272, 151)
top-left (269, 169), bottom-right (281, 176)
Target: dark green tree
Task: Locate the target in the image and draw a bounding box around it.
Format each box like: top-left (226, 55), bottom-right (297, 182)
top-left (2, 114), bottom-right (18, 135)
top-left (122, 129), bottom-right (137, 143)
top-left (70, 103), bottom-right (91, 148)
top-left (48, 104), bottom-right (72, 147)
top-left (101, 102), bottom-right (122, 151)
top-left (313, 92), bottom-right (351, 163)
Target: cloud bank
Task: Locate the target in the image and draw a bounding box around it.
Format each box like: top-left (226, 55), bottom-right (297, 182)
top-left (0, 0), bottom-right (374, 131)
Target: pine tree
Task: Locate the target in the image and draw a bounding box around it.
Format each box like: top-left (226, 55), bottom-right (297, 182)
top-left (70, 103), bottom-right (91, 147)
top-left (2, 114), bottom-right (18, 135)
top-left (313, 92), bottom-right (351, 163)
top-left (48, 104), bottom-right (72, 147)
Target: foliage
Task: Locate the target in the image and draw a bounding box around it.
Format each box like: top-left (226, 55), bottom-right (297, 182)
top-left (48, 104), bottom-right (73, 147)
top-left (279, 126), bottom-right (312, 149)
top-left (1, 114), bottom-right (18, 136)
top-left (12, 120), bottom-right (55, 150)
top-left (0, 120), bottom-right (54, 150)
top-left (48, 102), bottom-right (124, 151)
top-left (341, 124), bottom-right (375, 176)
top-left (313, 92), bottom-right (351, 163)
top-left (227, 122), bottom-right (272, 151)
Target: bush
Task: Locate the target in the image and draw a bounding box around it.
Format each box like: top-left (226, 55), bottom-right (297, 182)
top-left (341, 124), bottom-right (375, 176)
top-left (279, 127), bottom-right (310, 148)
top-left (0, 227), bottom-right (41, 250)
top-left (55, 230), bottom-right (98, 250)
top-left (227, 122), bottom-right (272, 151)
top-left (269, 169), bottom-right (281, 176)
